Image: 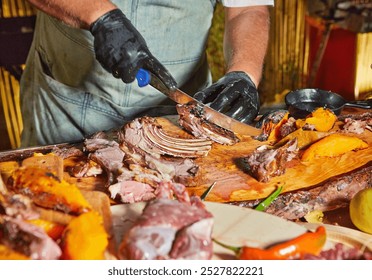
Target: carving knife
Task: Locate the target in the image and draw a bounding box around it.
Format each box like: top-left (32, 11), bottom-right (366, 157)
top-left (136, 69), bottom-right (261, 137)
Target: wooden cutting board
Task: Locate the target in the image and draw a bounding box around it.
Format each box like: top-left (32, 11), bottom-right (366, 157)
top-left (155, 116), bottom-right (372, 203)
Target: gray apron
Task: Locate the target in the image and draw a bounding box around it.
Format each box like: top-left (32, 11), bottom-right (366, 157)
top-left (20, 0), bottom-right (217, 146)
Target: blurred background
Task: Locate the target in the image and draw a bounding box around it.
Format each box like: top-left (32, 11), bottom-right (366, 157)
top-left (1, 0), bottom-right (372, 150)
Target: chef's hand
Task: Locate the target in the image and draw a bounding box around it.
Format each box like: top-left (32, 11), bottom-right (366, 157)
top-left (194, 71), bottom-right (260, 124)
top-left (90, 9), bottom-right (176, 88)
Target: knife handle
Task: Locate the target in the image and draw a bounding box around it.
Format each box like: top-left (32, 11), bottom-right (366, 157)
top-left (136, 68), bottom-right (151, 87)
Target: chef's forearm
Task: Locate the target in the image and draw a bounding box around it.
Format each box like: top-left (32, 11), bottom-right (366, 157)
top-left (26, 0), bottom-right (117, 29)
top-left (223, 6), bottom-right (270, 87)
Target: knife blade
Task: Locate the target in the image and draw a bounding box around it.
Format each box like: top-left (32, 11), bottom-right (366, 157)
top-left (136, 69), bottom-right (261, 137)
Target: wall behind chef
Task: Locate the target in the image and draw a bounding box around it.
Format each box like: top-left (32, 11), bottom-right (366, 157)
top-left (20, 0), bottom-right (272, 147)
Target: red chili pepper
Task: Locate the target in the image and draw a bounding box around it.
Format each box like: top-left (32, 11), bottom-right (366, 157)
top-left (214, 226), bottom-right (326, 260)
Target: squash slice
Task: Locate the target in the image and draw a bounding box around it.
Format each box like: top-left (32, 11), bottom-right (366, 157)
top-left (296, 107), bottom-right (337, 132)
top-left (7, 166), bottom-right (92, 214)
top-left (301, 133), bottom-right (368, 161)
top-left (61, 211), bottom-right (108, 260)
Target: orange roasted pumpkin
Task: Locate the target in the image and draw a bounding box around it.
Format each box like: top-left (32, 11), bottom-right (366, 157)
top-left (295, 107), bottom-right (337, 132)
top-left (301, 133), bottom-right (368, 161)
top-left (61, 211), bottom-right (109, 260)
top-left (7, 166), bottom-right (92, 215)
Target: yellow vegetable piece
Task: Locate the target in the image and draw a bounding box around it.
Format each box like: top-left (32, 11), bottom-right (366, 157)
top-left (8, 166), bottom-right (92, 214)
top-left (304, 210), bottom-right (324, 224)
top-left (301, 134), bottom-right (368, 161)
top-left (0, 244), bottom-right (30, 260)
top-left (296, 108), bottom-right (337, 132)
top-left (61, 211), bottom-right (108, 260)
top-left (349, 188), bottom-right (372, 234)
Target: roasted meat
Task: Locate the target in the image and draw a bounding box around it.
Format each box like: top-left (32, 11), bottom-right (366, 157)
top-left (176, 102), bottom-right (240, 145)
top-left (0, 192), bottom-right (39, 220)
top-left (118, 117), bottom-right (203, 186)
top-left (119, 116), bottom-right (212, 158)
top-left (254, 110), bottom-right (289, 141)
top-left (243, 138), bottom-right (299, 182)
top-left (118, 181), bottom-right (214, 260)
top-left (0, 215), bottom-right (62, 260)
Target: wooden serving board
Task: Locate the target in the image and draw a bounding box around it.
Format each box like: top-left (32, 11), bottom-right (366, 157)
top-left (155, 116), bottom-right (372, 203)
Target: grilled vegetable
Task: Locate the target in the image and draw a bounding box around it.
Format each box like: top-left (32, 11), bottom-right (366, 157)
top-left (301, 134), bottom-right (368, 161)
top-left (214, 226), bottom-right (326, 260)
top-left (7, 166), bottom-right (92, 214)
top-left (254, 186), bottom-right (283, 211)
top-left (61, 211), bottom-right (109, 260)
top-left (295, 107), bottom-right (337, 132)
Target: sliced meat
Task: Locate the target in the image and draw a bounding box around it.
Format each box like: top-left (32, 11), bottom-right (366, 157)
top-left (118, 182), bottom-right (213, 260)
top-left (109, 181), bottom-right (155, 204)
top-left (341, 118), bottom-right (372, 134)
top-left (118, 119), bottom-right (201, 186)
top-left (0, 215), bottom-right (61, 260)
top-left (243, 138), bottom-right (299, 182)
top-left (176, 102), bottom-right (240, 145)
top-left (0, 192), bottom-right (39, 220)
top-left (89, 145), bottom-right (125, 186)
top-left (84, 131), bottom-right (120, 153)
top-left (69, 159), bottom-right (103, 178)
top-left (51, 146), bottom-right (84, 159)
top-left (119, 116), bottom-right (213, 158)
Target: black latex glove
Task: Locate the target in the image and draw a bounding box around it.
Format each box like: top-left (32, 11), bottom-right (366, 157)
top-left (90, 9), bottom-right (176, 88)
top-left (193, 71), bottom-right (260, 124)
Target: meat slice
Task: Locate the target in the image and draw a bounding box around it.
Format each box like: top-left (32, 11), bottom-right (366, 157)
top-left (0, 192), bottom-right (39, 220)
top-left (118, 117), bottom-right (202, 186)
top-left (119, 116), bottom-right (212, 158)
top-left (341, 118), bottom-right (372, 134)
top-left (118, 182), bottom-right (214, 260)
top-left (109, 181), bottom-right (156, 204)
top-left (89, 145), bottom-right (125, 186)
top-left (0, 215), bottom-right (62, 260)
top-left (244, 138), bottom-right (299, 182)
top-left (176, 102), bottom-right (240, 145)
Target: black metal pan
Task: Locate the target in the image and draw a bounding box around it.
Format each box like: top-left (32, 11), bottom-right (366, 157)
top-left (285, 88), bottom-right (372, 119)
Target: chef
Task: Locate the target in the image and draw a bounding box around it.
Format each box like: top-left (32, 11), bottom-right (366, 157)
top-left (20, 0), bottom-right (273, 147)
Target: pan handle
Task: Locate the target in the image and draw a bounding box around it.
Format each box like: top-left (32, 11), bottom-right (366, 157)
top-left (344, 100), bottom-right (372, 109)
